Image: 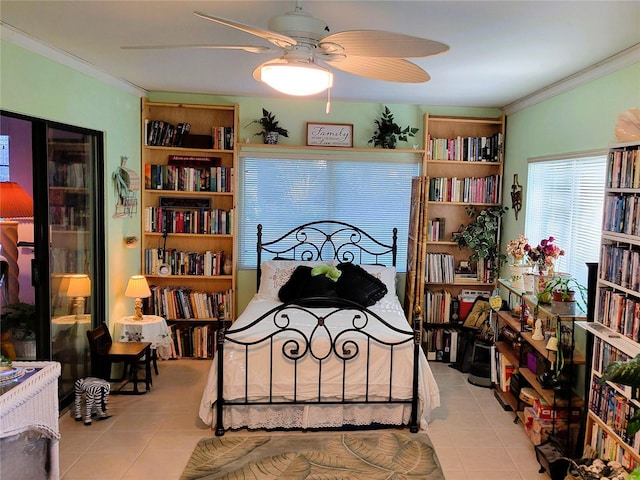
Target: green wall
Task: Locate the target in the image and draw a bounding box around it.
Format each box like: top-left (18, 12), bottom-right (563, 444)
top-left (501, 63), bottom-right (640, 265)
top-left (1, 40), bottom-right (142, 324)
top-left (3, 37), bottom-right (638, 320)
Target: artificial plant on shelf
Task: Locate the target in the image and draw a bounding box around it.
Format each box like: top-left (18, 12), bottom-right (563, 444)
top-left (452, 205), bottom-right (508, 282)
top-left (246, 108), bottom-right (289, 144)
top-left (368, 106), bottom-right (419, 149)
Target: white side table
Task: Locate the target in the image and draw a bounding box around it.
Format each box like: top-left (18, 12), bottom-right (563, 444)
top-left (113, 315), bottom-right (172, 362)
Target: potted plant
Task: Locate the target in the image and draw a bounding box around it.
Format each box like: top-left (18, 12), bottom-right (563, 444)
top-left (1, 303), bottom-right (37, 360)
top-left (1, 302), bottom-right (37, 332)
top-left (452, 205), bottom-right (508, 282)
top-left (539, 276), bottom-right (588, 310)
top-left (246, 108), bottom-right (289, 144)
top-left (368, 106), bottom-right (419, 149)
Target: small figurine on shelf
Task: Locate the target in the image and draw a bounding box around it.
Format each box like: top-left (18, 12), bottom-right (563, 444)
top-left (532, 317), bottom-right (544, 340)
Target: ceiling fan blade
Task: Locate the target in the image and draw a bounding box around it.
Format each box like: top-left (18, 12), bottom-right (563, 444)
top-left (121, 44), bottom-right (279, 54)
top-left (325, 56), bottom-right (430, 83)
top-left (194, 11), bottom-right (296, 49)
top-left (321, 30), bottom-right (449, 58)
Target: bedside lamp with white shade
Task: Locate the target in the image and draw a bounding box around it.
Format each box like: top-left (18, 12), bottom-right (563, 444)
top-left (125, 275), bottom-right (151, 320)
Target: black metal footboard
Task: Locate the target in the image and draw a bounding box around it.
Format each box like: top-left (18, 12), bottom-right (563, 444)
top-left (215, 298), bottom-right (422, 436)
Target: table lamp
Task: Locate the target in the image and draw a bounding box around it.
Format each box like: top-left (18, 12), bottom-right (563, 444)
top-left (0, 182), bottom-right (34, 304)
top-left (125, 275), bottom-right (151, 320)
top-left (67, 274), bottom-right (91, 319)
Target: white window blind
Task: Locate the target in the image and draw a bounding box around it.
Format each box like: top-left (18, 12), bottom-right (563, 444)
top-left (239, 155), bottom-right (420, 270)
top-left (525, 153), bottom-right (606, 286)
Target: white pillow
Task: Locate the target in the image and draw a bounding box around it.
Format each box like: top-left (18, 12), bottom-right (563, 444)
top-left (359, 264), bottom-right (398, 304)
top-left (257, 260), bottom-right (333, 300)
top-left (360, 265), bottom-right (399, 307)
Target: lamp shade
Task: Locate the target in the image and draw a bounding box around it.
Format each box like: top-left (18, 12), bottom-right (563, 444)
top-left (66, 274), bottom-right (91, 297)
top-left (545, 337), bottom-right (559, 352)
top-left (125, 275), bottom-right (151, 299)
top-left (0, 182), bottom-right (34, 218)
top-left (253, 59), bottom-right (333, 96)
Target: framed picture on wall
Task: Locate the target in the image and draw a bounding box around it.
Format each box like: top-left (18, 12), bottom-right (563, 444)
top-left (306, 123), bottom-right (353, 147)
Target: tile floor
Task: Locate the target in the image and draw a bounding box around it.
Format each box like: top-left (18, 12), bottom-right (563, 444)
top-left (59, 359), bottom-right (552, 479)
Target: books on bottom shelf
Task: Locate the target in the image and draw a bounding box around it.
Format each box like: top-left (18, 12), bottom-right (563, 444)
top-left (424, 328), bottom-right (458, 362)
top-left (588, 420), bottom-right (639, 470)
top-left (169, 323), bottom-right (217, 359)
top-left (492, 350), bottom-right (515, 392)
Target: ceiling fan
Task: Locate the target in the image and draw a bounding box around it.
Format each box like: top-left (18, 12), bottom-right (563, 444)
top-left (123, 1), bottom-right (449, 97)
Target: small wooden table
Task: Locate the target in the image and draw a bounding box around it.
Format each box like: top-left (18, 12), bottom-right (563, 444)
top-left (107, 342), bottom-right (152, 395)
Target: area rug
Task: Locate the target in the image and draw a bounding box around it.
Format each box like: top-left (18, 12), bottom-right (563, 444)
top-left (180, 430), bottom-right (445, 480)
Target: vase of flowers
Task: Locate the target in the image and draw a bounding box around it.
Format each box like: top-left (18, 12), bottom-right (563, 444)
top-left (506, 233), bottom-right (532, 291)
top-left (525, 236), bottom-right (565, 274)
top-left (525, 236), bottom-right (566, 302)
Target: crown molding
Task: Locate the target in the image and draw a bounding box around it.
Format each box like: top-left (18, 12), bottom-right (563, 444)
top-left (503, 43), bottom-right (640, 115)
top-left (1, 23), bottom-right (147, 98)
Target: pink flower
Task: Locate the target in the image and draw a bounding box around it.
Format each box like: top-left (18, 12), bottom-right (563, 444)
top-left (525, 236), bottom-right (564, 272)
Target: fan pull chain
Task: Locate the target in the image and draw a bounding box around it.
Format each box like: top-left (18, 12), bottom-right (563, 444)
top-left (325, 85), bottom-right (331, 114)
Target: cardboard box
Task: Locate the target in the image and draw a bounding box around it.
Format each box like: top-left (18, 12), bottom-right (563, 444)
top-left (524, 406), bottom-right (553, 445)
top-left (533, 398), bottom-right (581, 420)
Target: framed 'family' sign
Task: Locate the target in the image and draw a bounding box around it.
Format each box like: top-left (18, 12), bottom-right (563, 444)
top-left (306, 123), bottom-right (353, 147)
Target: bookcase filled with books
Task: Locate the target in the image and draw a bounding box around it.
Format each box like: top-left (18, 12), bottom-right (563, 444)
top-left (421, 113), bottom-right (505, 359)
top-left (577, 141), bottom-right (640, 470)
top-left (140, 99), bottom-right (237, 358)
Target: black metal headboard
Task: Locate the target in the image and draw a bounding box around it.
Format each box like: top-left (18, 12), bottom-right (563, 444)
top-left (257, 220), bottom-right (397, 290)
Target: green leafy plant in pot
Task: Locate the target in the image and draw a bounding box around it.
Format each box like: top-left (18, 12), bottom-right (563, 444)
top-left (540, 276), bottom-right (588, 311)
top-left (452, 205), bottom-right (508, 282)
top-left (368, 106), bottom-right (419, 149)
top-left (246, 108), bottom-right (289, 144)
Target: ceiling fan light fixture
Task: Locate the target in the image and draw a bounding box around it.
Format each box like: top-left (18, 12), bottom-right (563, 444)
top-left (254, 59), bottom-right (333, 96)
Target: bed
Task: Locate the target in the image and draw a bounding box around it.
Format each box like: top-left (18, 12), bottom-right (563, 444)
top-left (198, 221), bottom-right (440, 436)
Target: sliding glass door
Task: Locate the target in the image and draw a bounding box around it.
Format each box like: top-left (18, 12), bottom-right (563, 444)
top-left (0, 110), bottom-right (105, 407)
top-left (47, 125), bottom-right (104, 403)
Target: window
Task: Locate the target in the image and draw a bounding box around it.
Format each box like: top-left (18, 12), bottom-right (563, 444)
top-left (0, 135), bottom-right (9, 181)
top-left (525, 152), bottom-right (607, 286)
top-left (238, 154), bottom-right (420, 271)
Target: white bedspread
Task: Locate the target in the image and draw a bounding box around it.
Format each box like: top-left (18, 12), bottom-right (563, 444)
top-left (198, 295), bottom-right (440, 431)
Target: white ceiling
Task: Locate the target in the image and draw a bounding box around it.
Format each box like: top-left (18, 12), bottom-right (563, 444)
top-left (1, 1), bottom-right (639, 109)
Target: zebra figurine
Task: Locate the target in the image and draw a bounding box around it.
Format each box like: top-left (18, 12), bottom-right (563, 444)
top-left (74, 377), bottom-right (111, 425)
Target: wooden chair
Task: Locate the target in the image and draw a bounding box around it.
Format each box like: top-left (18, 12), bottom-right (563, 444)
top-left (86, 322), bottom-right (152, 395)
